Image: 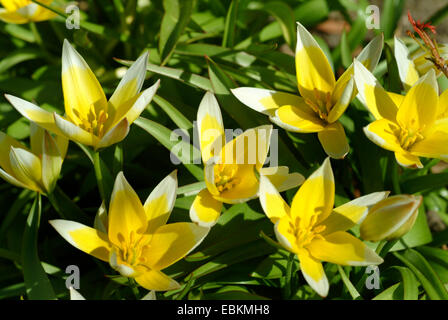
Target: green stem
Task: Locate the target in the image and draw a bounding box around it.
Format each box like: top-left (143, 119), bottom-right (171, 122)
top-left (391, 157), bottom-right (402, 194)
top-left (175, 276), bottom-right (195, 300)
top-left (378, 239), bottom-right (399, 258)
top-left (283, 252), bottom-right (295, 299)
top-left (93, 151), bottom-right (106, 204)
top-left (127, 278), bottom-right (140, 299)
top-left (47, 191), bottom-right (67, 219)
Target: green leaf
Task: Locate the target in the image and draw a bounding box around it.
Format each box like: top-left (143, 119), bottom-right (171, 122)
top-left (222, 0), bottom-right (240, 48)
top-left (384, 43), bottom-right (402, 93)
top-left (416, 246), bottom-right (448, 284)
top-left (159, 0), bottom-right (195, 64)
top-left (252, 251), bottom-right (299, 279)
top-left (372, 283), bottom-right (402, 300)
top-left (249, 1), bottom-right (296, 49)
top-left (394, 249), bottom-right (448, 300)
top-left (134, 117), bottom-right (203, 180)
top-left (152, 94), bottom-right (192, 131)
top-left (0, 49), bottom-right (43, 74)
top-left (401, 173), bottom-right (448, 194)
top-left (391, 266), bottom-right (419, 300)
top-left (381, 0), bottom-right (405, 39)
top-left (340, 31), bottom-right (352, 69)
top-left (338, 265), bottom-right (361, 300)
top-left (22, 194), bottom-right (56, 300)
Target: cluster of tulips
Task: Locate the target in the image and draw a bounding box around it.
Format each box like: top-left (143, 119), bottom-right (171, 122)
top-left (0, 0), bottom-right (445, 298)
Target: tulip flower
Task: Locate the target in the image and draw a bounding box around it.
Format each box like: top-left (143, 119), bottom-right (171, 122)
top-left (354, 60), bottom-right (448, 168)
top-left (360, 194), bottom-right (422, 242)
top-left (394, 37), bottom-right (448, 90)
top-left (231, 22), bottom-right (383, 159)
top-left (5, 40), bottom-right (160, 150)
top-left (0, 122), bottom-right (67, 194)
top-left (258, 158), bottom-right (386, 297)
top-left (50, 171), bottom-right (209, 291)
top-left (0, 0), bottom-right (56, 24)
top-left (190, 92), bottom-right (304, 228)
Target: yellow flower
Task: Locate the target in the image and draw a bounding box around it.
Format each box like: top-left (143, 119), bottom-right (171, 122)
top-left (231, 22), bottom-right (383, 159)
top-left (189, 92), bottom-right (304, 228)
top-left (0, 0), bottom-right (56, 24)
top-left (354, 60), bottom-right (448, 168)
top-left (50, 171), bottom-right (209, 291)
top-left (0, 122), bottom-right (67, 194)
top-left (360, 194), bottom-right (422, 242)
top-left (258, 158), bottom-right (385, 297)
top-left (5, 40), bottom-right (160, 150)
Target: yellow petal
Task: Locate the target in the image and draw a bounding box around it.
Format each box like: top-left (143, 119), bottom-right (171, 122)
top-left (295, 22), bottom-right (335, 104)
top-left (96, 118), bottom-right (129, 150)
top-left (0, 167), bottom-right (29, 190)
top-left (307, 231), bottom-right (383, 266)
top-left (332, 34), bottom-right (383, 105)
top-left (108, 172), bottom-right (147, 247)
top-left (0, 8), bottom-right (28, 23)
top-left (394, 37), bottom-right (420, 90)
top-left (438, 89), bottom-right (448, 119)
top-left (53, 113), bottom-right (99, 147)
top-left (259, 166), bottom-right (304, 192)
top-left (363, 118), bottom-right (402, 152)
top-left (9, 146), bottom-right (43, 192)
top-left (317, 122), bottom-right (349, 159)
top-left (231, 87), bottom-right (305, 117)
top-left (220, 125), bottom-right (272, 170)
top-left (396, 69), bottom-right (438, 131)
top-left (411, 119), bottom-right (448, 161)
top-left (143, 170), bottom-right (177, 234)
top-left (395, 151), bottom-right (423, 169)
top-left (259, 175), bottom-right (291, 223)
top-left (197, 92), bottom-right (225, 163)
top-left (290, 157), bottom-right (334, 228)
top-left (142, 222), bottom-right (209, 270)
top-left (320, 191), bottom-right (390, 235)
top-left (0, 130), bottom-right (26, 176)
top-left (189, 188), bottom-right (223, 228)
top-left (49, 219), bottom-right (111, 262)
top-left (327, 78), bottom-right (354, 123)
top-left (274, 216), bottom-right (299, 253)
top-left (108, 51), bottom-right (148, 120)
top-left (134, 269), bottom-right (180, 291)
top-left (61, 40), bottom-right (108, 126)
top-left (41, 131), bottom-right (64, 193)
top-left (31, 2), bottom-right (57, 22)
top-left (298, 252), bottom-right (329, 297)
top-left (4, 94), bottom-right (61, 135)
top-left (353, 59), bottom-right (398, 121)
top-left (273, 105), bottom-right (326, 133)
top-left (360, 195), bottom-right (422, 241)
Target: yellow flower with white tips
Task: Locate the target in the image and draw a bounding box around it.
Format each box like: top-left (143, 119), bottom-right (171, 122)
top-left (354, 60), bottom-right (448, 168)
top-left (189, 92), bottom-right (304, 228)
top-left (0, 0), bottom-right (56, 24)
top-left (5, 40), bottom-right (160, 150)
top-left (0, 122), bottom-right (67, 194)
top-left (50, 171), bottom-right (209, 291)
top-left (360, 194), bottom-right (422, 242)
top-left (395, 36), bottom-right (448, 90)
top-left (258, 158), bottom-right (386, 297)
top-left (231, 22), bottom-right (383, 159)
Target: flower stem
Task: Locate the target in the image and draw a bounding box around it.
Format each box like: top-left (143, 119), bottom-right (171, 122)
top-left (127, 278), bottom-right (140, 299)
top-left (93, 151), bottom-right (106, 204)
top-left (283, 252), bottom-right (295, 299)
top-left (378, 239), bottom-right (399, 258)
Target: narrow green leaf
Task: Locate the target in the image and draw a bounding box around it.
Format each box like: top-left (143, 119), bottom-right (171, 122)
top-left (134, 117), bottom-right (203, 180)
top-left (222, 0), bottom-right (240, 48)
top-left (338, 265), bottom-right (362, 300)
top-left (152, 95), bottom-right (193, 130)
top-left (159, 0), bottom-right (195, 64)
top-left (401, 173), bottom-right (448, 194)
top-left (391, 266), bottom-right (419, 300)
top-left (394, 249), bottom-right (448, 300)
top-left (340, 31), bottom-right (352, 69)
top-left (22, 194), bottom-right (56, 300)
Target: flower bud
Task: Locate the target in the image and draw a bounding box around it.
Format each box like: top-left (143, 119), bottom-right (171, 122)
top-left (360, 195), bottom-right (422, 242)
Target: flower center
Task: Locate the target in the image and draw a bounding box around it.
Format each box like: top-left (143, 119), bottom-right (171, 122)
top-left (77, 107), bottom-right (109, 138)
top-left (288, 214), bottom-right (326, 249)
top-left (304, 88), bottom-right (333, 122)
top-left (214, 164), bottom-right (240, 193)
top-left (395, 126), bottom-right (424, 150)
